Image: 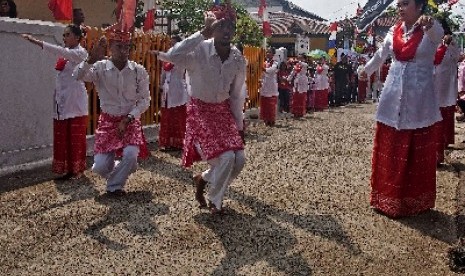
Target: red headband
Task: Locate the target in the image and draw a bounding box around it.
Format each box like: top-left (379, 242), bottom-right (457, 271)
top-left (106, 24), bottom-right (132, 42)
top-left (209, 3), bottom-right (237, 21)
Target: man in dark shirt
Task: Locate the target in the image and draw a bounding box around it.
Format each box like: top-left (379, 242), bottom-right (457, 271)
top-left (333, 54), bottom-right (352, 106)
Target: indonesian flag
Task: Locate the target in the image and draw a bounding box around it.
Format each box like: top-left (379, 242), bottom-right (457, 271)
top-left (143, 0), bottom-right (156, 31)
top-left (260, 0), bottom-right (272, 37)
top-left (48, 0), bottom-right (73, 22)
top-left (448, 0), bottom-right (459, 6)
top-left (258, 0), bottom-right (266, 17)
top-left (114, 0), bottom-right (137, 33)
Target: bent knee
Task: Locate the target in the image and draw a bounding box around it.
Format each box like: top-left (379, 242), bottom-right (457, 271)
top-left (122, 146), bottom-right (139, 161)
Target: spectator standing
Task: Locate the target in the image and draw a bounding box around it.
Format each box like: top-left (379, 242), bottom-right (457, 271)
top-left (0, 0), bottom-right (17, 18)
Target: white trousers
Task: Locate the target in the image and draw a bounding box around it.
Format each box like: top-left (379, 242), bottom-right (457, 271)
top-left (92, 145), bottom-right (139, 192)
top-left (201, 150), bottom-right (246, 209)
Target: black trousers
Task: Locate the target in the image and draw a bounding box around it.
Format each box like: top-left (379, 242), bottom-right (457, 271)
top-left (278, 88), bottom-right (290, 112)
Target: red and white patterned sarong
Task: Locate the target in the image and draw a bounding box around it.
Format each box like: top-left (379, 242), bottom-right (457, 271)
top-left (158, 105), bottom-right (187, 149)
top-left (182, 98), bottom-right (244, 168)
top-left (371, 122), bottom-right (438, 218)
top-left (94, 113), bottom-right (149, 159)
top-left (260, 96), bottom-right (278, 123)
top-left (292, 92), bottom-right (307, 117)
top-left (53, 116), bottom-right (88, 174)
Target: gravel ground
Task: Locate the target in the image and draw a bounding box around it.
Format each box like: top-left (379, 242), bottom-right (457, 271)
top-left (1, 102), bottom-right (465, 275)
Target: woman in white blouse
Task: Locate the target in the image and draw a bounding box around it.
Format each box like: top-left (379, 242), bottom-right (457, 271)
top-left (22, 25), bottom-right (88, 180)
top-left (359, 0), bottom-right (443, 218)
top-left (158, 36), bottom-right (188, 151)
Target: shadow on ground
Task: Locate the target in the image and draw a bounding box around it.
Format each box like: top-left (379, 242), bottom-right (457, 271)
top-left (85, 191), bottom-right (169, 250)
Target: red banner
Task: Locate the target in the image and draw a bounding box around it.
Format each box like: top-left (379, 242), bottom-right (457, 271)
top-left (48, 0), bottom-right (73, 21)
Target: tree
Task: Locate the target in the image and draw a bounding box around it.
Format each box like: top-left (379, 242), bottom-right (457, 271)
top-left (161, 0), bottom-right (264, 46)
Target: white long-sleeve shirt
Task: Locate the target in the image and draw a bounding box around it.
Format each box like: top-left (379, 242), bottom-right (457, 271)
top-left (434, 43), bottom-right (461, 107)
top-left (158, 31), bottom-right (247, 130)
top-left (364, 21), bottom-right (444, 130)
top-left (260, 60), bottom-right (279, 97)
top-left (161, 65), bottom-right (188, 108)
top-left (458, 61), bottom-right (465, 92)
top-left (293, 72), bottom-right (310, 93)
top-left (74, 60), bottom-right (150, 118)
top-left (42, 42), bottom-right (88, 120)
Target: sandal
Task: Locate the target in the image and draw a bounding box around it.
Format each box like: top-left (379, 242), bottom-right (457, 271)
top-left (193, 174), bottom-right (208, 208)
top-left (208, 201), bottom-right (225, 215)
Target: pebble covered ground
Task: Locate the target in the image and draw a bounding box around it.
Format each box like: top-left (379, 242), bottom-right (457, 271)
top-left (1, 102), bottom-right (465, 275)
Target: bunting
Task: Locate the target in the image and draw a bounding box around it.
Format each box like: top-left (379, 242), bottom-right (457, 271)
top-left (328, 22), bottom-right (338, 64)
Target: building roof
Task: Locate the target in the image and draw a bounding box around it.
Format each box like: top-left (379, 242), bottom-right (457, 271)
top-left (233, 0), bottom-right (326, 21)
top-left (252, 11), bottom-right (329, 35)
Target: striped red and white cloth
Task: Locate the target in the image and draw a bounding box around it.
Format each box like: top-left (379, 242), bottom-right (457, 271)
top-left (260, 96), bottom-right (278, 124)
top-left (371, 122), bottom-right (438, 218)
top-left (52, 116), bottom-right (88, 175)
top-left (158, 105), bottom-right (187, 149)
top-left (291, 92), bottom-right (307, 117)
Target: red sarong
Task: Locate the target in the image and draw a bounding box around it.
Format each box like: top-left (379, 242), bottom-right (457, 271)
top-left (358, 80), bottom-right (368, 103)
top-left (312, 89), bottom-right (329, 111)
top-left (371, 122), bottom-right (437, 218)
top-left (441, 106), bottom-right (455, 145)
top-left (292, 92), bottom-right (307, 117)
top-left (94, 113), bottom-right (149, 159)
top-left (182, 98), bottom-right (244, 168)
top-left (53, 116), bottom-right (88, 174)
top-left (158, 105), bottom-right (187, 149)
top-left (436, 117), bottom-right (445, 164)
top-left (260, 96), bottom-right (278, 123)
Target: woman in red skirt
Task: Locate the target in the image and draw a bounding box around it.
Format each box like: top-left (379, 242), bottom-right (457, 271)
top-left (434, 32), bottom-right (460, 165)
top-left (159, 36), bottom-right (188, 151)
top-left (22, 25), bottom-right (88, 179)
top-left (260, 48), bottom-right (279, 126)
top-left (312, 62), bottom-right (330, 111)
top-left (359, 0), bottom-right (444, 218)
top-left (356, 58), bottom-right (368, 103)
top-left (291, 59), bottom-right (309, 118)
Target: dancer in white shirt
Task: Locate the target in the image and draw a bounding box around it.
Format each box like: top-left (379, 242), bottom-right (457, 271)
top-left (434, 32), bottom-right (460, 164)
top-left (158, 35), bottom-right (188, 151)
top-left (153, 1), bottom-right (246, 214)
top-left (74, 28), bottom-right (151, 196)
top-left (22, 25), bottom-right (88, 180)
top-left (359, 0), bottom-right (443, 218)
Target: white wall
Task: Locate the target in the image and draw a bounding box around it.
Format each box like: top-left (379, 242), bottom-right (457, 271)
top-left (0, 18), bottom-right (65, 171)
top-left (0, 18), bottom-right (160, 176)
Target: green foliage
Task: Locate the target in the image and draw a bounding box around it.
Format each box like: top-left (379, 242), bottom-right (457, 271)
top-left (161, 0), bottom-right (264, 46)
top-left (426, 0), bottom-right (463, 32)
